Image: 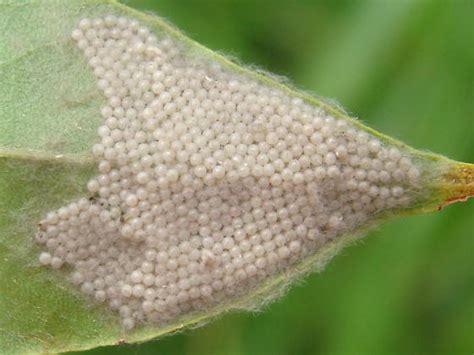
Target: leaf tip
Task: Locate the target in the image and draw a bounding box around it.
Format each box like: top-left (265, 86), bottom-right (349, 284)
top-left (437, 161), bottom-right (474, 210)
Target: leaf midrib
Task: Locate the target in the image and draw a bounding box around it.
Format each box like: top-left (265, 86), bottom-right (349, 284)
top-left (0, 147), bottom-right (95, 165)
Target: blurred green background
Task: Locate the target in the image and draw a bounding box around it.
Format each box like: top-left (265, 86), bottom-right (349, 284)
top-left (73, 0), bottom-right (473, 354)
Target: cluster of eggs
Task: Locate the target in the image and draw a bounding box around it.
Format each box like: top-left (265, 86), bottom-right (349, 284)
top-left (36, 16), bottom-right (420, 329)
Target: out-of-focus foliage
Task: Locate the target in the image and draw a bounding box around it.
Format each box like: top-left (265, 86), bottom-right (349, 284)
top-left (74, 0), bottom-right (473, 354)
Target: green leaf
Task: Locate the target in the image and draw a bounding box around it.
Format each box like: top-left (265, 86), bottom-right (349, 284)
top-left (0, 1), bottom-right (472, 354)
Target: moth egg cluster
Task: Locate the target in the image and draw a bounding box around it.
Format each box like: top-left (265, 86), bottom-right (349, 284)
top-left (36, 16), bottom-right (420, 329)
